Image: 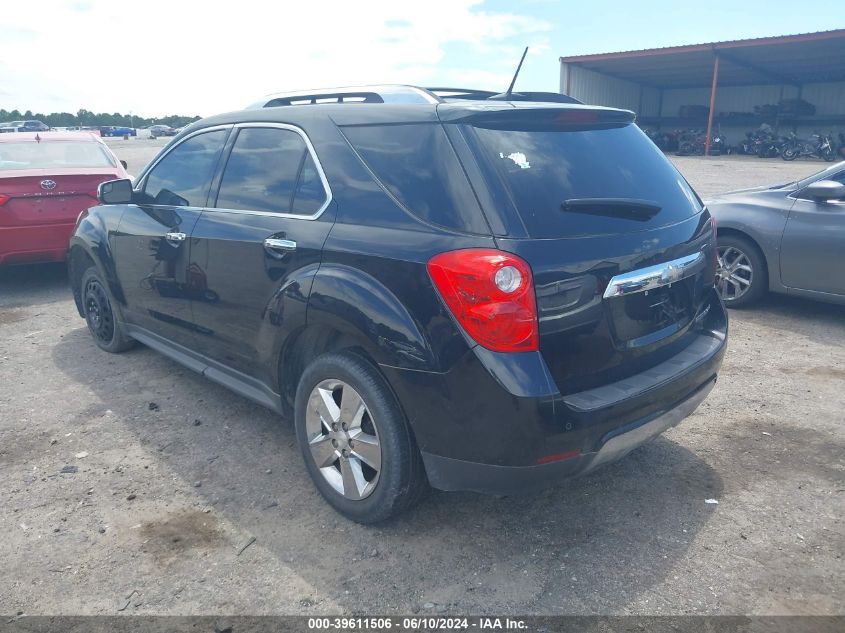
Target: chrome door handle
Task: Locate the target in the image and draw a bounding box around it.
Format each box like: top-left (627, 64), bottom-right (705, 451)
top-left (263, 238), bottom-right (297, 257)
top-left (165, 232), bottom-right (186, 244)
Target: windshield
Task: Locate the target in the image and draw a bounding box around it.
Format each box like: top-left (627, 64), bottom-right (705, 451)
top-left (469, 123), bottom-right (703, 238)
top-left (0, 141), bottom-right (116, 170)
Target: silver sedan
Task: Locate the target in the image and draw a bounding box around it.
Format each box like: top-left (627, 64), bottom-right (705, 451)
top-left (706, 161), bottom-right (845, 307)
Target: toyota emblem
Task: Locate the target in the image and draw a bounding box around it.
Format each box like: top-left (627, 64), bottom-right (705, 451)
top-left (41, 179), bottom-right (57, 190)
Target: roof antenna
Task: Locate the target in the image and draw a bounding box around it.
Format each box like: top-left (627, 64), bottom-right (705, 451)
top-left (505, 46), bottom-right (529, 98)
top-left (489, 46), bottom-right (529, 101)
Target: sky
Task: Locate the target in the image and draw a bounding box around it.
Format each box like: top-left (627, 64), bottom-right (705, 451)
top-left (1, 0), bottom-right (842, 118)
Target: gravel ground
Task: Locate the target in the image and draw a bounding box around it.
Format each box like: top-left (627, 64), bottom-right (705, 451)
top-left (0, 145), bottom-right (842, 616)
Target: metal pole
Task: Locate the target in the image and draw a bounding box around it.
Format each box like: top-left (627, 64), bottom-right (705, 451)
top-left (704, 54), bottom-right (720, 156)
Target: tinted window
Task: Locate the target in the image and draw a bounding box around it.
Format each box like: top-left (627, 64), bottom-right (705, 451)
top-left (342, 123), bottom-right (488, 233)
top-left (470, 123), bottom-right (703, 238)
top-left (215, 127), bottom-right (326, 215)
top-left (142, 129), bottom-right (227, 207)
top-left (292, 152), bottom-right (328, 215)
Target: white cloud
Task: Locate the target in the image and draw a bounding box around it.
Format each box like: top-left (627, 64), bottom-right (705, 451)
top-left (0, 0), bottom-right (551, 117)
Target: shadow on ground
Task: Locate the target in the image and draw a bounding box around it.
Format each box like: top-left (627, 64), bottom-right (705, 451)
top-left (51, 326), bottom-right (723, 613)
top-left (0, 263), bottom-right (69, 307)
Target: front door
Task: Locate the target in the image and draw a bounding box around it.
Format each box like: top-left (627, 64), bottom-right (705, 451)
top-left (780, 170), bottom-right (845, 296)
top-left (114, 127), bottom-right (230, 347)
top-left (189, 124), bottom-right (335, 387)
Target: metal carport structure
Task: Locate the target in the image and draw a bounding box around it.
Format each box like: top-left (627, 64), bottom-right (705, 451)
top-left (560, 30), bottom-right (845, 154)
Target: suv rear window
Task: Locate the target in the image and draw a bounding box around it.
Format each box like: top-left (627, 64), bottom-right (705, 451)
top-left (342, 123), bottom-right (488, 234)
top-left (469, 123), bottom-right (702, 238)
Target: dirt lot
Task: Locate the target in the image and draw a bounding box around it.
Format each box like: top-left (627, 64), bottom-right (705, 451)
top-left (0, 148), bottom-right (843, 616)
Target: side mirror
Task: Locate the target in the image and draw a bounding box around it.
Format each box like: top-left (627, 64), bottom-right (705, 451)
top-left (120, 159), bottom-right (128, 169)
top-left (802, 179), bottom-right (845, 201)
top-left (98, 178), bottom-right (134, 205)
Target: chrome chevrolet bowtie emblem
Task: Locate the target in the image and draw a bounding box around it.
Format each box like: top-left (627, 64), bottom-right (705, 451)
top-left (661, 263), bottom-right (680, 284)
top-left (40, 179), bottom-right (57, 190)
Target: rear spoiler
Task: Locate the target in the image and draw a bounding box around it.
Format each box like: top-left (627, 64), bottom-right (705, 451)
top-left (437, 105), bottom-right (635, 130)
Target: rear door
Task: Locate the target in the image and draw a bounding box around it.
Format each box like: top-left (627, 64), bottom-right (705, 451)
top-left (114, 126), bottom-right (230, 347)
top-left (450, 109), bottom-right (715, 394)
top-left (188, 123), bottom-right (335, 386)
top-left (780, 169), bottom-right (845, 296)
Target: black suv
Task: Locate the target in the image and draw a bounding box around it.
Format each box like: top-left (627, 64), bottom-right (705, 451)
top-left (69, 85), bottom-right (727, 523)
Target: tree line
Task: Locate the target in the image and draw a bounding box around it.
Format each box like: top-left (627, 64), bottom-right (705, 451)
top-left (0, 108), bottom-right (201, 129)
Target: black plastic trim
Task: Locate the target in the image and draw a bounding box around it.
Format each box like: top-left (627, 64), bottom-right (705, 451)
top-left (125, 325), bottom-right (284, 414)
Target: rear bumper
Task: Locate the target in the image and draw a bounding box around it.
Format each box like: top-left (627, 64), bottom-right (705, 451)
top-left (420, 377), bottom-right (714, 493)
top-left (0, 223), bottom-right (74, 264)
top-left (381, 289), bottom-right (727, 494)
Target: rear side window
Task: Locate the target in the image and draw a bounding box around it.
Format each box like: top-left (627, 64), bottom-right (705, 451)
top-left (342, 123), bottom-right (488, 234)
top-left (142, 129), bottom-right (227, 207)
top-left (215, 127), bottom-right (328, 216)
top-left (469, 123), bottom-right (703, 238)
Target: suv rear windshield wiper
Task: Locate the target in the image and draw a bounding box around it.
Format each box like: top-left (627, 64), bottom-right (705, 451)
top-left (560, 198), bottom-right (662, 221)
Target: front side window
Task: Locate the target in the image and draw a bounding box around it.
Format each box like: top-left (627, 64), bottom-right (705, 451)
top-left (141, 129), bottom-right (228, 207)
top-left (215, 127), bottom-right (327, 215)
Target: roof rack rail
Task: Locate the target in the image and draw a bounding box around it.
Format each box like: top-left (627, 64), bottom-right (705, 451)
top-left (247, 85), bottom-right (583, 109)
top-left (247, 85), bottom-right (441, 109)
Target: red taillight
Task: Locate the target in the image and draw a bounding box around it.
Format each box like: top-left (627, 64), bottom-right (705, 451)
top-left (0, 194), bottom-right (9, 206)
top-left (427, 248), bottom-right (539, 353)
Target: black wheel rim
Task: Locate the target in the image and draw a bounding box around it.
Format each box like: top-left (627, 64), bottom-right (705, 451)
top-left (84, 278), bottom-right (116, 344)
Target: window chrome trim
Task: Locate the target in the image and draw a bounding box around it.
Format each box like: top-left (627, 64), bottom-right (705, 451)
top-left (134, 123), bottom-right (234, 194)
top-left (134, 122), bottom-right (333, 221)
top-left (603, 252), bottom-right (705, 299)
top-left (207, 122), bottom-right (332, 221)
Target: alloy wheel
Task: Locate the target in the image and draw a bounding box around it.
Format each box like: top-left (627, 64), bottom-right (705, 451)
top-left (305, 379), bottom-right (382, 500)
top-left (716, 246), bottom-right (753, 302)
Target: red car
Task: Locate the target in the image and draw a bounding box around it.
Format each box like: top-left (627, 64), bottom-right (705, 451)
top-left (0, 132), bottom-right (129, 265)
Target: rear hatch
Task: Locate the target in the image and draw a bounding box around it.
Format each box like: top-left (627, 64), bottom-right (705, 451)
top-left (443, 105), bottom-right (716, 394)
top-left (0, 170), bottom-right (116, 227)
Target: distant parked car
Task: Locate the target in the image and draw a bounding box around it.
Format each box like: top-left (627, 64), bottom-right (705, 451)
top-left (99, 126), bottom-right (136, 137)
top-left (707, 160), bottom-right (845, 306)
top-left (0, 131), bottom-right (129, 265)
top-left (147, 124), bottom-right (177, 137)
top-left (0, 120), bottom-right (50, 133)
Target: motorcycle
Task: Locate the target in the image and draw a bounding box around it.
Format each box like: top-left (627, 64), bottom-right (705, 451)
top-left (780, 132), bottom-right (836, 162)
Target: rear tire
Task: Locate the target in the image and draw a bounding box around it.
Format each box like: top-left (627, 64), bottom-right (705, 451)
top-left (716, 235), bottom-right (767, 308)
top-left (781, 147), bottom-right (798, 161)
top-left (294, 352), bottom-right (428, 523)
top-left (81, 267), bottom-right (135, 353)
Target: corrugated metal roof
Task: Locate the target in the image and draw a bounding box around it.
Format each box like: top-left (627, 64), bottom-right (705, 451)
top-left (559, 30), bottom-right (845, 88)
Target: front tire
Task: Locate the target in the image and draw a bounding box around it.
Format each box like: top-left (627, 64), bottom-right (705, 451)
top-left (81, 267), bottom-right (135, 353)
top-left (294, 352), bottom-right (428, 523)
top-left (716, 235), bottom-right (767, 308)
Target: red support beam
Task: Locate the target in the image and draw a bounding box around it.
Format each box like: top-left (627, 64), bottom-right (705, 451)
top-left (704, 54), bottom-right (720, 156)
